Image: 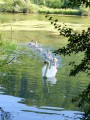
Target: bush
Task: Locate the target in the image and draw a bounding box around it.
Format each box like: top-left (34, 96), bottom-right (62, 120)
top-left (0, 0), bottom-right (37, 13)
top-left (79, 5), bottom-right (90, 16)
top-left (46, 0), bottom-right (63, 8)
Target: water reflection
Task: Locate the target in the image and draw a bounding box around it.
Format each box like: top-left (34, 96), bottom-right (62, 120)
top-left (42, 77), bottom-right (57, 86)
top-left (0, 46), bottom-right (89, 111)
top-left (42, 77), bottom-right (57, 93)
top-left (19, 75), bottom-right (28, 98)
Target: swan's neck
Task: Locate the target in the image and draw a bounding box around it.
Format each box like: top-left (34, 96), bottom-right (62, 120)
top-left (44, 63), bottom-right (50, 77)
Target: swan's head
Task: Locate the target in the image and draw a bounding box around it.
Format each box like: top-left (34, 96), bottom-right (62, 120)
top-left (44, 61), bottom-right (49, 65)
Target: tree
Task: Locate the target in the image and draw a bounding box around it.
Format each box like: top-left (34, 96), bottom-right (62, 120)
top-left (2, 0), bottom-right (34, 13)
top-left (45, 0), bottom-right (63, 8)
top-left (67, 0), bottom-right (90, 7)
top-left (45, 7), bottom-right (90, 120)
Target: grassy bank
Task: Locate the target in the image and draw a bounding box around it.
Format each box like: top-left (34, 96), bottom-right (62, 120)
top-left (38, 7), bottom-right (81, 15)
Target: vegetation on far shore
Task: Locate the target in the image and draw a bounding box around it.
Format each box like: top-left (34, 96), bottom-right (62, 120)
top-left (0, 0), bottom-right (90, 16)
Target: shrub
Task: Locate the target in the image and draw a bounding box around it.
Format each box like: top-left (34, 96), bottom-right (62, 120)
top-left (79, 5), bottom-right (90, 16)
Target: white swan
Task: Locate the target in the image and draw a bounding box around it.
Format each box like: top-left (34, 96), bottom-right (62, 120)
top-left (43, 50), bottom-right (52, 60)
top-left (42, 61), bottom-right (57, 78)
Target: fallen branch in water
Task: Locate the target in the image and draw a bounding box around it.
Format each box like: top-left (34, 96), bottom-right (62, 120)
top-left (6, 57), bottom-right (15, 65)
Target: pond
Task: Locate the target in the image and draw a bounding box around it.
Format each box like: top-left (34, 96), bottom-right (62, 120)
top-left (0, 13), bottom-right (90, 120)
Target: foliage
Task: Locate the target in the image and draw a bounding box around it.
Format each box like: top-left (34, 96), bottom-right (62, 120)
top-left (0, 33), bottom-right (18, 68)
top-left (45, 0), bottom-right (63, 8)
top-left (0, 107), bottom-right (12, 120)
top-left (72, 83), bottom-right (90, 119)
top-left (45, 14), bottom-right (90, 119)
top-left (67, 0), bottom-right (90, 7)
top-left (45, 15), bottom-right (90, 76)
top-left (79, 5), bottom-right (90, 16)
top-left (0, 0), bottom-right (90, 15)
top-left (0, 0), bottom-right (35, 13)
top-left (1, 0), bottom-right (22, 12)
top-left (31, 0), bottom-right (45, 5)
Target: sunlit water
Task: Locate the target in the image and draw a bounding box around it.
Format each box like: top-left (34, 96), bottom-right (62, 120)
top-left (0, 13), bottom-right (90, 120)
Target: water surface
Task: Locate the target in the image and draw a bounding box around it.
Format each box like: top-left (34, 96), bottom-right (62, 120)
top-left (0, 13), bottom-right (90, 120)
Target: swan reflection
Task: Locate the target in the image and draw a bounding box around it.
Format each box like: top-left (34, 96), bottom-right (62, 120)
top-left (42, 77), bottom-right (57, 85)
top-left (42, 77), bottom-right (57, 94)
